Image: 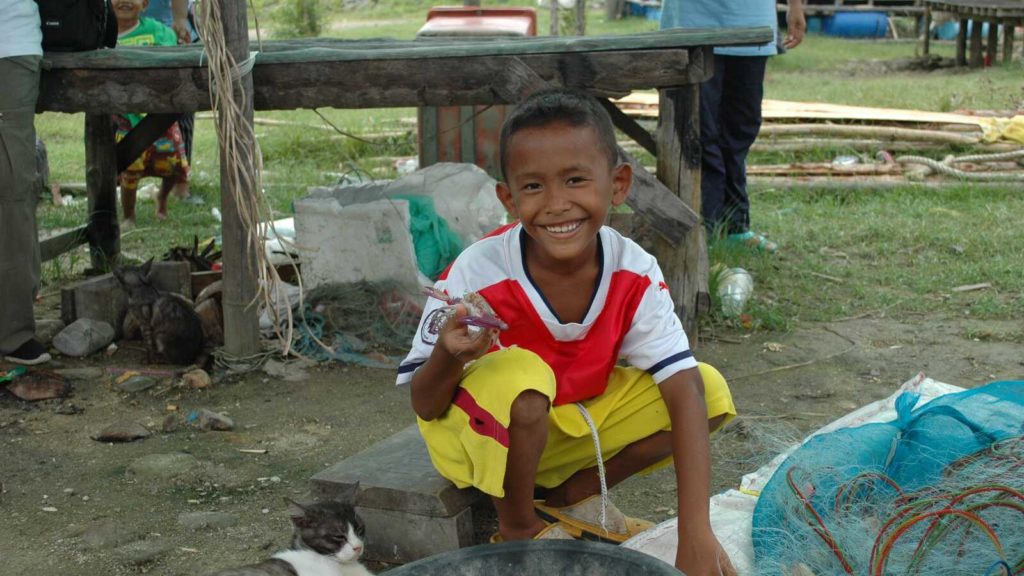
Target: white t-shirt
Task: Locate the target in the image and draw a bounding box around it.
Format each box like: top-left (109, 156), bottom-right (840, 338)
top-left (0, 0), bottom-right (43, 59)
top-left (397, 223), bottom-right (698, 406)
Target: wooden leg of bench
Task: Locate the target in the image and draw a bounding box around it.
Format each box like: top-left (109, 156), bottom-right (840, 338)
top-left (922, 6), bottom-right (932, 56)
top-left (969, 19), bottom-right (984, 67)
top-left (1004, 23), bottom-right (1016, 64)
top-left (84, 114), bottom-right (120, 271)
top-left (956, 18), bottom-right (969, 66)
top-left (986, 19), bottom-right (999, 64)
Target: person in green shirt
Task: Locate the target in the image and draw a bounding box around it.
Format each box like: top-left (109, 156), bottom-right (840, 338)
top-left (113, 0), bottom-right (192, 226)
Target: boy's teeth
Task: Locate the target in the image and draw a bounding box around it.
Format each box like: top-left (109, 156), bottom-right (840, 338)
top-left (546, 221), bottom-right (580, 233)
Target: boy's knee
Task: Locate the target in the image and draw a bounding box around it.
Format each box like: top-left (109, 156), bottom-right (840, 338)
top-left (510, 390), bottom-right (550, 428)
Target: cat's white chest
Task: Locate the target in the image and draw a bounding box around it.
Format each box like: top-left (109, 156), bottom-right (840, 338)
top-left (272, 550), bottom-right (372, 576)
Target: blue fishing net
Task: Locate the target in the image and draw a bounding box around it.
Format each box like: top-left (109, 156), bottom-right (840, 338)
top-left (752, 380), bottom-right (1024, 576)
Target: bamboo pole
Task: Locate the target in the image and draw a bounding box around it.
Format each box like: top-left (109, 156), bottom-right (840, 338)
top-left (757, 123), bottom-right (981, 144)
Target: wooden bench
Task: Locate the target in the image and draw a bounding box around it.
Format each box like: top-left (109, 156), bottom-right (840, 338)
top-left (310, 424), bottom-right (485, 564)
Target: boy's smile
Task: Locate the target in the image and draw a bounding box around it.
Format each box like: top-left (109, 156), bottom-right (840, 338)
top-left (114, 0), bottom-right (148, 27)
top-left (497, 121), bottom-right (630, 271)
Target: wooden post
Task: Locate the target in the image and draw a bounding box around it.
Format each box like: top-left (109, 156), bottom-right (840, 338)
top-left (969, 18), bottom-right (984, 67)
top-left (1004, 24), bottom-right (1015, 64)
top-left (575, 0), bottom-right (586, 36)
top-left (84, 114), bottom-right (120, 270)
top-left (956, 18), bottom-right (968, 65)
top-left (219, 0), bottom-right (261, 356)
top-left (549, 0), bottom-right (559, 36)
top-left (986, 19), bottom-right (998, 64)
top-left (922, 5), bottom-right (932, 55)
top-left (605, 0), bottom-right (623, 21)
top-left (655, 84), bottom-right (708, 340)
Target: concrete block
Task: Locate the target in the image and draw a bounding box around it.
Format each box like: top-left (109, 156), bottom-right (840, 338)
top-left (311, 425), bottom-right (481, 517)
top-left (60, 261), bottom-right (193, 328)
top-left (359, 505), bottom-right (474, 564)
top-left (310, 424), bottom-right (484, 563)
top-left (295, 197), bottom-right (422, 291)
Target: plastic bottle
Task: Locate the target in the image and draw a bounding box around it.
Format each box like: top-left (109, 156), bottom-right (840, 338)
top-left (718, 267), bottom-right (753, 318)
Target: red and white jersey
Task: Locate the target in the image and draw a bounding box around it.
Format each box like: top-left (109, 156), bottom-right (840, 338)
top-left (396, 223), bottom-right (697, 405)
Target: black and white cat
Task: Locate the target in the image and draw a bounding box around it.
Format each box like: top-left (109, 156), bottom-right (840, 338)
top-left (215, 499), bottom-right (373, 576)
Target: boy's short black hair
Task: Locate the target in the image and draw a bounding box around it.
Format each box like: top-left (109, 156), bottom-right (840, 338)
top-left (499, 88), bottom-right (619, 181)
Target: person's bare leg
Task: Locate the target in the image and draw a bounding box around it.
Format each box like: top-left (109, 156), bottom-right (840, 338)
top-left (120, 176), bottom-right (139, 226)
top-left (171, 178), bottom-right (190, 200)
top-left (492, 390), bottom-right (550, 541)
top-left (155, 178), bottom-right (173, 220)
top-left (544, 414), bottom-right (728, 507)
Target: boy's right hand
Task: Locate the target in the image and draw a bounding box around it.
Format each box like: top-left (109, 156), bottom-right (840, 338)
top-left (436, 304), bottom-right (498, 365)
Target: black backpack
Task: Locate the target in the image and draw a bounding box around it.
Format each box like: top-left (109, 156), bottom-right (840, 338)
top-left (36, 0), bottom-right (118, 51)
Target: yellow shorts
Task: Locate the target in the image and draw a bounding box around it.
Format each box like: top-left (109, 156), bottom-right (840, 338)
top-left (417, 347), bottom-right (736, 498)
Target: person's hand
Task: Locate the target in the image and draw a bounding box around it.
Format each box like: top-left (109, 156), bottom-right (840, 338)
top-left (676, 530), bottom-right (737, 576)
top-left (784, 4), bottom-right (806, 49)
top-left (173, 18), bottom-right (192, 44)
top-left (436, 304), bottom-right (497, 366)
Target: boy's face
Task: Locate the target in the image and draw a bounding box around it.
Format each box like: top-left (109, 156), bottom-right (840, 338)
top-left (497, 121), bottom-right (631, 266)
top-left (114, 0), bottom-right (148, 25)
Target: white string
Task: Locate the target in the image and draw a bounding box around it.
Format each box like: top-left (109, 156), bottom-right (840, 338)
top-left (575, 401), bottom-right (608, 533)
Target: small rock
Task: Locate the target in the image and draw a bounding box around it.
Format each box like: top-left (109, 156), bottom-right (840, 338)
top-left (34, 319), bottom-right (66, 346)
top-left (187, 408), bottom-right (234, 431)
top-left (181, 368), bottom-right (211, 390)
top-left (105, 343), bottom-right (119, 357)
top-left (116, 375), bottom-right (157, 393)
top-left (92, 421), bottom-right (151, 443)
top-left (52, 319), bottom-right (115, 357)
top-left (262, 359), bottom-right (308, 382)
top-left (42, 506), bottom-right (57, 512)
top-left (178, 511), bottom-right (238, 531)
top-left (161, 414), bottom-right (179, 433)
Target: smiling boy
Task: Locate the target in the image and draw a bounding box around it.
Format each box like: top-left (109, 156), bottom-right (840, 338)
top-left (397, 89), bottom-right (737, 576)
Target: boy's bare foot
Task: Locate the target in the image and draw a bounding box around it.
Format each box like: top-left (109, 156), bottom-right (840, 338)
top-left (155, 210), bottom-right (168, 221)
top-left (122, 217), bottom-right (136, 230)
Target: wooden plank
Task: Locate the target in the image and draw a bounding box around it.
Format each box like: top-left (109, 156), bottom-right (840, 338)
top-left (217, 0), bottom-right (261, 356)
top-left (616, 94), bottom-right (993, 127)
top-left (758, 123), bottom-right (981, 144)
top-left (654, 86), bottom-right (707, 338)
top-left (84, 114), bottom-right (120, 269)
top-left (599, 97), bottom-right (658, 157)
top-left (490, 56), bottom-right (699, 246)
top-left (39, 226), bottom-right (88, 262)
top-left (40, 50), bottom-right (707, 114)
top-left (41, 29), bottom-right (772, 70)
top-left (115, 113), bottom-right (179, 173)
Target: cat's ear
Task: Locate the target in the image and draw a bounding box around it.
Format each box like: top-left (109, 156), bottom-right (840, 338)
top-left (141, 258), bottom-right (154, 278)
top-left (284, 498), bottom-right (311, 528)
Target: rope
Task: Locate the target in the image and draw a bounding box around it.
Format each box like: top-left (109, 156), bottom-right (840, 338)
top-left (199, 0), bottom-right (305, 361)
top-left (575, 402), bottom-right (609, 534)
top-left (896, 148), bottom-right (1024, 182)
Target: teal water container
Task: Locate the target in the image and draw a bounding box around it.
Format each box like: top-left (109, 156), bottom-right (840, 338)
top-left (823, 11), bottom-right (888, 38)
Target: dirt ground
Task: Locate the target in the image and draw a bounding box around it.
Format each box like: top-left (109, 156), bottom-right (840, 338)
top-left (1, 308), bottom-right (1021, 575)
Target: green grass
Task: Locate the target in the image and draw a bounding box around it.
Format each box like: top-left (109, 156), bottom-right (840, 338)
top-left (35, 6), bottom-right (1024, 328)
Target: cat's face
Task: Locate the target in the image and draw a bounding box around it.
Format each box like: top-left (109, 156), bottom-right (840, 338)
top-left (291, 501), bottom-right (367, 564)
